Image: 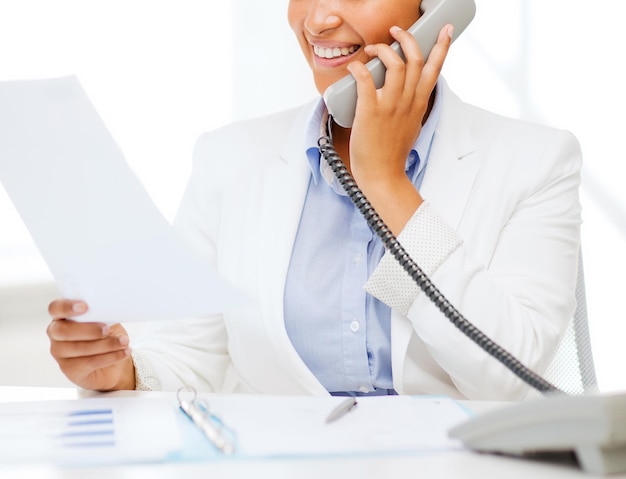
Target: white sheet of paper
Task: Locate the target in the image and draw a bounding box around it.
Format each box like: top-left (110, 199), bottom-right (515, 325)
top-left (199, 394), bottom-right (470, 457)
top-left (0, 397), bottom-right (181, 465)
top-left (0, 76), bottom-right (244, 322)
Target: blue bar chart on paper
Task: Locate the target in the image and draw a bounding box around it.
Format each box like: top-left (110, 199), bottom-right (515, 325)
top-left (0, 398), bottom-right (181, 465)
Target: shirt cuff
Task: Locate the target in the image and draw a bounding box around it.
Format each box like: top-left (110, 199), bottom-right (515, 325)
top-left (364, 202), bottom-right (462, 315)
top-left (131, 350), bottom-right (162, 391)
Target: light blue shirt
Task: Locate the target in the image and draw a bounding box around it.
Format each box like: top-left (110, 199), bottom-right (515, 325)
top-left (284, 86), bottom-right (442, 395)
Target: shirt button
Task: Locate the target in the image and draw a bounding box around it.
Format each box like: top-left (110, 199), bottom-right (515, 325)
top-left (350, 320), bottom-right (360, 332)
top-left (359, 386), bottom-right (370, 394)
top-left (353, 253), bottom-right (363, 265)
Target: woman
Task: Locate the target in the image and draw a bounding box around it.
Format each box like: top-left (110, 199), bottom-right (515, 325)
top-left (46, 0), bottom-right (582, 400)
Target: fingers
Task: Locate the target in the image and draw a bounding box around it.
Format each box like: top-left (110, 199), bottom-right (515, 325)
top-left (47, 308), bottom-right (130, 361)
top-left (364, 38), bottom-right (409, 97)
top-left (47, 317), bottom-right (110, 342)
top-left (47, 298), bottom-right (111, 342)
top-left (416, 24), bottom-right (454, 95)
top-left (49, 329), bottom-right (129, 359)
top-left (48, 319), bottom-right (130, 384)
top-left (46, 297), bottom-right (131, 383)
top-left (55, 349), bottom-right (132, 386)
top-left (47, 317), bottom-right (131, 389)
top-left (349, 24), bottom-right (454, 105)
top-left (48, 298), bottom-right (89, 320)
top-left (346, 60), bottom-right (377, 109)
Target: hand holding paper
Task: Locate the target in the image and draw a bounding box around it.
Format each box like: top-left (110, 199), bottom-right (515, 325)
top-left (0, 76), bottom-right (244, 323)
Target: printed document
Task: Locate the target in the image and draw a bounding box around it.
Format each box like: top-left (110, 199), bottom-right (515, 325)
top-left (0, 76), bottom-right (244, 322)
top-left (0, 397), bottom-right (181, 465)
top-left (199, 394), bottom-right (470, 458)
top-left (0, 393), bottom-right (469, 464)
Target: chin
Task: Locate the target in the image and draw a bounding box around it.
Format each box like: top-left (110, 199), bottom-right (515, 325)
top-left (315, 76), bottom-right (346, 97)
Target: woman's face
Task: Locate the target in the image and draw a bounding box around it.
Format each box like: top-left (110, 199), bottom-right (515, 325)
top-left (288, 0), bottom-right (423, 95)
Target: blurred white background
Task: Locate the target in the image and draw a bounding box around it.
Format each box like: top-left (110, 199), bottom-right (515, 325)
top-left (0, 0), bottom-right (624, 392)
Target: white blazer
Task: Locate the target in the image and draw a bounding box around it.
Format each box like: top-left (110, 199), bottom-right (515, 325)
top-left (132, 79), bottom-right (582, 400)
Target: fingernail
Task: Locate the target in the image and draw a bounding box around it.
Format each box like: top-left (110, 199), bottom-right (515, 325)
top-left (119, 335), bottom-right (129, 346)
top-left (72, 302), bottom-right (87, 313)
top-left (102, 325), bottom-right (111, 336)
top-left (390, 25), bottom-right (402, 34)
top-left (447, 24), bottom-right (454, 40)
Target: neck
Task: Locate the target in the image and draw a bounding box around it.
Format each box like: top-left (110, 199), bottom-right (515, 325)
top-left (329, 121), bottom-right (351, 170)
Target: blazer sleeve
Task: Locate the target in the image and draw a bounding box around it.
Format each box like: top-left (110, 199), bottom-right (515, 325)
top-left (365, 127), bottom-right (582, 400)
top-left (130, 131), bottom-right (231, 392)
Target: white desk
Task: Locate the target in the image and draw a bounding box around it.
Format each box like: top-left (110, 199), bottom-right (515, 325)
top-left (0, 386), bottom-right (622, 479)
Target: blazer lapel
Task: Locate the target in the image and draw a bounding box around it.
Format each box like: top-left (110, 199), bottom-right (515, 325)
top-left (420, 79), bottom-right (481, 229)
top-left (392, 79), bottom-right (481, 391)
top-left (256, 102), bottom-right (329, 395)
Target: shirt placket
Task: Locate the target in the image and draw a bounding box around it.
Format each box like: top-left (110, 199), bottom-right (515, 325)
top-left (339, 204), bottom-right (374, 393)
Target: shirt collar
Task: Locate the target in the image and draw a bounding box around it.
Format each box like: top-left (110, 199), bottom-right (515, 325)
top-left (305, 81), bottom-right (443, 190)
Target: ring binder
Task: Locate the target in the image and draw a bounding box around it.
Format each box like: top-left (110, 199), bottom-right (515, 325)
top-left (177, 386), bottom-right (236, 455)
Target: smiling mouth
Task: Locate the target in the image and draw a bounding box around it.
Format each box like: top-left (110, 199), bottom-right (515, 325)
top-left (313, 45), bottom-right (360, 59)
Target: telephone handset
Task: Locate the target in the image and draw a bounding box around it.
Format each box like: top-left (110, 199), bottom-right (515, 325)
top-left (318, 0), bottom-right (626, 475)
top-left (324, 0), bottom-right (476, 128)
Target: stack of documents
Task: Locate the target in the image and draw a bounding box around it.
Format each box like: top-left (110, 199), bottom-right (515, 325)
top-left (0, 394), bottom-right (470, 465)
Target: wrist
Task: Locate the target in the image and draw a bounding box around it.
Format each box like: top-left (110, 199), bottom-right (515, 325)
top-left (113, 355), bottom-right (137, 390)
top-left (359, 176), bottom-right (423, 235)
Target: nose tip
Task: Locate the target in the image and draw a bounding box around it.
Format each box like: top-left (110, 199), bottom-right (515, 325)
top-left (304, 13), bottom-right (342, 36)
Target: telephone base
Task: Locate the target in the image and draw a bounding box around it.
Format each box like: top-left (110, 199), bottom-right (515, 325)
top-left (480, 446), bottom-right (626, 475)
top-left (449, 392), bottom-right (626, 476)
top-left (576, 444), bottom-right (626, 475)
top-left (490, 449), bottom-right (579, 468)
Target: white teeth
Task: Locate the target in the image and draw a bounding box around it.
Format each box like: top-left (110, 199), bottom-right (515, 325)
top-left (313, 45), bottom-right (357, 59)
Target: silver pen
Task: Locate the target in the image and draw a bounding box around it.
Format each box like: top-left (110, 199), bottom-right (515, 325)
top-left (325, 397), bottom-right (358, 423)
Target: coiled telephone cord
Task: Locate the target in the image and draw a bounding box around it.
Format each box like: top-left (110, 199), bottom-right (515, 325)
top-left (318, 132), bottom-right (561, 395)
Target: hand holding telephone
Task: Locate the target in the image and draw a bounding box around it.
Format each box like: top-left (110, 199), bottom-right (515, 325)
top-left (324, 0), bottom-right (477, 128)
